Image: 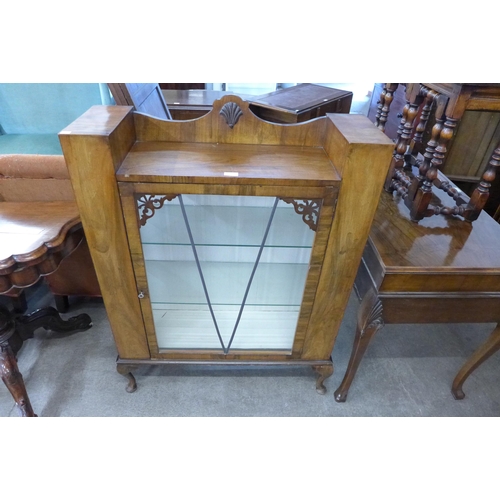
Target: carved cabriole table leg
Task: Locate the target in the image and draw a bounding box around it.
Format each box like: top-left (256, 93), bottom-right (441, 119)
top-left (452, 324), bottom-right (500, 400)
top-left (0, 344), bottom-right (36, 417)
top-left (334, 289), bottom-right (384, 402)
top-left (0, 305), bottom-right (36, 417)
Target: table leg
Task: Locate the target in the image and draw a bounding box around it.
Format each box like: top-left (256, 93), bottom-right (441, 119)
top-left (0, 304), bottom-right (36, 416)
top-left (0, 303), bottom-right (92, 416)
top-left (0, 343), bottom-right (36, 416)
top-left (334, 289), bottom-right (384, 402)
top-left (452, 323), bottom-right (500, 400)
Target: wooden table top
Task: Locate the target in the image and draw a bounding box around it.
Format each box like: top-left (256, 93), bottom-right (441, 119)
top-left (162, 90), bottom-right (252, 108)
top-left (371, 190), bottom-right (500, 272)
top-left (0, 201), bottom-right (81, 291)
top-left (369, 189), bottom-right (500, 293)
top-left (249, 84), bottom-right (353, 113)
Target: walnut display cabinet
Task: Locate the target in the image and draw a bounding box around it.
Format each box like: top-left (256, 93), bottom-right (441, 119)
top-left (59, 96), bottom-right (393, 394)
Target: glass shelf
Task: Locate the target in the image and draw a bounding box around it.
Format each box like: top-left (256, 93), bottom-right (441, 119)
top-left (139, 196), bottom-right (315, 248)
top-left (145, 260), bottom-right (310, 306)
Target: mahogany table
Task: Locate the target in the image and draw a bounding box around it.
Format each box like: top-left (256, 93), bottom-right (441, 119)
top-left (334, 185), bottom-right (500, 402)
top-left (0, 201), bottom-right (92, 416)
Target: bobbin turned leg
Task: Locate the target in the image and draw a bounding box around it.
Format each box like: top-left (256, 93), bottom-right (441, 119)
top-left (452, 324), bottom-right (500, 400)
top-left (464, 143), bottom-right (500, 222)
top-left (376, 83), bottom-right (399, 132)
top-left (334, 290), bottom-right (384, 402)
top-left (385, 85), bottom-right (424, 193)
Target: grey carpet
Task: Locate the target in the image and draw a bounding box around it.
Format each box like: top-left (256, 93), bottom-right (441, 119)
top-left (2, 282), bottom-right (500, 417)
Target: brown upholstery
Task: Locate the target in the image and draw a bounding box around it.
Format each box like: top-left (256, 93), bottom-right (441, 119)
top-left (0, 154), bottom-right (74, 201)
top-left (0, 154), bottom-right (101, 307)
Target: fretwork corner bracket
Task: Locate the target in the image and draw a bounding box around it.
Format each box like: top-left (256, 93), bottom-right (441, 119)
top-left (280, 198), bottom-right (321, 231)
top-left (136, 194), bottom-right (178, 226)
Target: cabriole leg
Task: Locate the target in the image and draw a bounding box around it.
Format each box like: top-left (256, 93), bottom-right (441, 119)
top-left (117, 363), bottom-right (139, 393)
top-left (452, 324), bottom-right (500, 400)
top-left (334, 290), bottom-right (384, 402)
top-left (312, 363), bottom-right (333, 395)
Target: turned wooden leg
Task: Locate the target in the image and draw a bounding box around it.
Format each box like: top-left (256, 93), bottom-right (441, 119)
top-left (117, 364), bottom-right (139, 393)
top-left (377, 83), bottom-right (398, 132)
top-left (312, 362), bottom-right (333, 395)
top-left (334, 289), bottom-right (384, 402)
top-left (385, 86), bottom-right (424, 193)
top-left (464, 143), bottom-right (500, 222)
top-left (452, 324), bottom-right (500, 400)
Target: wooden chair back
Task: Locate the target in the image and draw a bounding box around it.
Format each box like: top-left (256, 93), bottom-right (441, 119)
top-left (382, 83), bottom-right (500, 223)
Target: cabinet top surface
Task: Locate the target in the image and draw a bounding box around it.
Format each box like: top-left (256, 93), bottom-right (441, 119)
top-left (116, 142), bottom-right (340, 186)
top-left (370, 191), bottom-right (500, 274)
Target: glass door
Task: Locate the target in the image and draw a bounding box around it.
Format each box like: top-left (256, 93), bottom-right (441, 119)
top-left (136, 193), bottom-right (319, 353)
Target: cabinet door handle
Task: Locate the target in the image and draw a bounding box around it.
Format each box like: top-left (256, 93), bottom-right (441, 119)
top-left (138, 291), bottom-right (145, 299)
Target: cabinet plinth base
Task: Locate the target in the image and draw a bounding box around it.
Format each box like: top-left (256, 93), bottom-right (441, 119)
top-left (116, 357), bottom-right (333, 394)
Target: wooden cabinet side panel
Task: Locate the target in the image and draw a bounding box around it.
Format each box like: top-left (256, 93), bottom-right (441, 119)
top-left (302, 116), bottom-right (394, 360)
top-left (59, 114), bottom-right (150, 359)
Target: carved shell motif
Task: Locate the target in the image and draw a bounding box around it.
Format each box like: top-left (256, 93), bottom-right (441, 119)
top-left (220, 102), bottom-right (243, 129)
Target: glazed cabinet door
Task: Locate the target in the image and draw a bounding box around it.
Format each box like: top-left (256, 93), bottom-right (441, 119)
top-left (119, 183), bottom-right (336, 359)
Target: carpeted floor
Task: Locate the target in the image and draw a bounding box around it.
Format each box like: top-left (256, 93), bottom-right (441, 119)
top-left (2, 282), bottom-right (500, 417)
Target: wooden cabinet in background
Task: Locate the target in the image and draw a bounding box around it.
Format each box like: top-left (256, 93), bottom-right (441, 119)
top-left (59, 96), bottom-right (393, 395)
top-left (162, 84), bottom-right (353, 123)
top-left (249, 83), bottom-right (353, 124)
